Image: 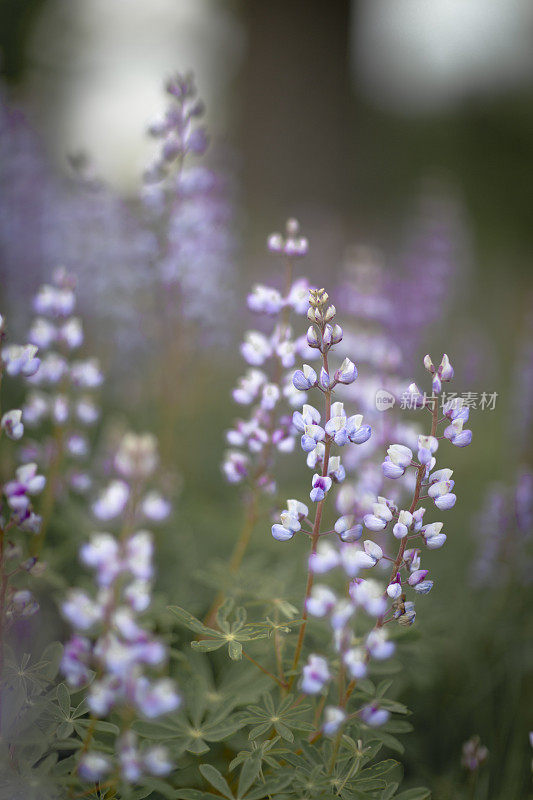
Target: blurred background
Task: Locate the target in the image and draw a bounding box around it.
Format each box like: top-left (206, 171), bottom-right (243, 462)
top-left (1, 1), bottom-right (532, 798)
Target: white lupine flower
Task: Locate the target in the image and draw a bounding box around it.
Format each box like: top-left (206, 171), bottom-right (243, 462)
top-left (1, 409), bottom-right (23, 440)
top-left (142, 492), bottom-right (171, 522)
top-left (351, 579), bottom-right (387, 617)
top-left (93, 480), bottom-right (130, 521)
top-left (306, 585), bottom-right (337, 617)
top-left (344, 647), bottom-right (368, 679)
top-left (240, 331), bottom-right (272, 366)
top-left (309, 541), bottom-right (340, 573)
top-left (323, 707), bottom-right (346, 736)
top-left (301, 654), bottom-right (330, 694)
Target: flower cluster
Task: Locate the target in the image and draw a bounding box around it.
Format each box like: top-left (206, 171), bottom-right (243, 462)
top-left (222, 218), bottom-right (316, 492)
top-left (21, 268), bottom-right (103, 501)
top-left (61, 431), bottom-right (178, 783)
top-left (333, 247), bottom-right (420, 531)
top-left (271, 287), bottom-right (368, 539)
top-left (0, 313), bottom-right (46, 632)
top-left (273, 337), bottom-right (472, 737)
top-left (142, 73), bottom-right (235, 339)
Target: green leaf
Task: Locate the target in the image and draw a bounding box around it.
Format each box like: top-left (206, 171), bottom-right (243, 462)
top-left (382, 784), bottom-right (400, 799)
top-left (187, 738), bottom-right (211, 755)
top-left (273, 720), bottom-right (294, 742)
top-left (384, 720), bottom-right (413, 734)
top-left (168, 606), bottom-right (215, 635)
top-left (191, 639), bottom-right (226, 653)
top-left (237, 756), bottom-right (261, 798)
top-left (249, 722), bottom-right (272, 740)
top-left (56, 683), bottom-right (70, 716)
top-left (203, 716), bottom-right (247, 741)
top-left (232, 606), bottom-right (247, 630)
top-left (228, 640), bottom-right (243, 660)
top-left (199, 764), bottom-right (234, 799)
top-left (367, 730), bottom-right (405, 754)
top-left (245, 773), bottom-right (293, 799)
top-left (139, 777), bottom-right (180, 798)
top-left (395, 789), bottom-right (431, 800)
top-left (217, 598), bottom-right (235, 629)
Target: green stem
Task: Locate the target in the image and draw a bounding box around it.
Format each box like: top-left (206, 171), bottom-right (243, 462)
top-left (288, 351), bottom-right (332, 689)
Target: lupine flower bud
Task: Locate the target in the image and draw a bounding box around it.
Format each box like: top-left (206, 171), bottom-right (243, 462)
top-left (423, 354), bottom-right (435, 373)
top-left (318, 367), bottom-right (330, 390)
top-left (406, 382), bottom-right (425, 408)
top-left (408, 569), bottom-right (429, 586)
top-left (267, 233), bottom-right (283, 253)
top-left (321, 324), bottom-right (332, 348)
top-left (306, 326), bottom-right (320, 348)
top-left (414, 580), bottom-right (434, 594)
top-left (439, 353), bottom-right (454, 381)
top-left (397, 600), bottom-right (417, 626)
top-left (387, 578), bottom-right (402, 599)
top-left (330, 323), bottom-right (343, 344)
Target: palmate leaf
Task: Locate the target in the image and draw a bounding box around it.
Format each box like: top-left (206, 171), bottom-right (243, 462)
top-left (134, 706), bottom-right (246, 756)
top-left (169, 605), bottom-right (269, 661)
top-left (229, 736), bottom-right (290, 772)
top-left (243, 693), bottom-right (313, 742)
top-left (199, 765), bottom-right (234, 799)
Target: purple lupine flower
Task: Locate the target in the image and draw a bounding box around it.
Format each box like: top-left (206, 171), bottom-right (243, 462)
top-left (1, 344), bottom-right (40, 377)
top-left (292, 364), bottom-right (318, 391)
top-left (1, 409), bottom-right (24, 440)
top-left (323, 707), bottom-right (346, 736)
top-left (360, 705), bottom-right (390, 727)
top-left (334, 515), bottom-right (363, 542)
top-left (310, 474), bottom-right (332, 502)
top-left (301, 654), bottom-right (330, 694)
top-left (307, 585), bottom-right (337, 617)
top-left (334, 357), bottom-right (357, 385)
top-left (61, 431), bottom-right (179, 784)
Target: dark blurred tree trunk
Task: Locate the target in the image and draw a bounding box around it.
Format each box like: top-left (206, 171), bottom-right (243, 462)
top-left (240, 0), bottom-right (352, 225)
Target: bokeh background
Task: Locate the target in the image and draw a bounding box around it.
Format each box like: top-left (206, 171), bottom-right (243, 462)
top-left (1, 1), bottom-right (532, 798)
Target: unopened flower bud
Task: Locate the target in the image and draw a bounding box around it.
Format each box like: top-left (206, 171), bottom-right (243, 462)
top-left (423, 354), bottom-right (435, 373)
